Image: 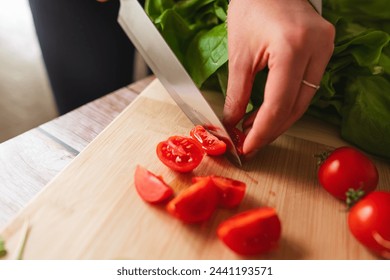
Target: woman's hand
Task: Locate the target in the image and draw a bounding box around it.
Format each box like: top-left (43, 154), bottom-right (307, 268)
top-left (223, 0), bottom-right (335, 156)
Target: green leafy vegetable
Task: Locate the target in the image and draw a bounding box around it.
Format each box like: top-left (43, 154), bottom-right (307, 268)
top-left (0, 236), bottom-right (7, 257)
top-left (145, 0), bottom-right (228, 87)
top-left (145, 0), bottom-right (390, 159)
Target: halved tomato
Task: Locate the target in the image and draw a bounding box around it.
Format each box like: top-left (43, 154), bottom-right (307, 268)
top-left (166, 177), bottom-right (218, 223)
top-left (190, 125), bottom-right (227, 156)
top-left (134, 165), bottom-right (173, 203)
top-left (193, 175), bottom-right (246, 208)
top-left (156, 136), bottom-right (204, 173)
top-left (217, 207), bottom-right (281, 255)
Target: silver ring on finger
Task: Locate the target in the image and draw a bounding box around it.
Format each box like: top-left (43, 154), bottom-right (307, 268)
top-left (302, 79), bottom-right (320, 90)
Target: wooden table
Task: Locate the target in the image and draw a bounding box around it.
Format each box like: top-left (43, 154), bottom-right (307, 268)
top-left (0, 76), bottom-right (155, 228)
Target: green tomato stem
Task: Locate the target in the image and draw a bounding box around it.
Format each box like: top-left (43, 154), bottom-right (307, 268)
top-left (346, 188), bottom-right (366, 209)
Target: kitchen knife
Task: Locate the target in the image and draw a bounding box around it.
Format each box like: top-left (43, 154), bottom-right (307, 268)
top-left (118, 0), bottom-right (242, 166)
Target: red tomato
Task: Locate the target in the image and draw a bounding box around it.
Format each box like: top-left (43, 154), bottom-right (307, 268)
top-left (217, 207), bottom-right (281, 255)
top-left (190, 125), bottom-right (227, 156)
top-left (156, 136), bottom-right (204, 173)
top-left (226, 126), bottom-right (246, 156)
top-left (348, 191), bottom-right (390, 259)
top-left (166, 177), bottom-right (218, 223)
top-left (193, 176), bottom-right (246, 208)
top-left (134, 165), bottom-right (173, 203)
top-left (317, 147), bottom-right (378, 200)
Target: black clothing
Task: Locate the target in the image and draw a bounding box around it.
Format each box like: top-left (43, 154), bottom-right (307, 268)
top-left (29, 0), bottom-right (136, 114)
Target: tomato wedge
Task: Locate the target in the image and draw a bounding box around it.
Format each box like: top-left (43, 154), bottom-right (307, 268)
top-left (226, 126), bottom-right (246, 156)
top-left (134, 165), bottom-right (173, 203)
top-left (348, 191), bottom-right (390, 259)
top-left (193, 176), bottom-right (246, 208)
top-left (156, 136), bottom-right (204, 173)
top-left (217, 207), bottom-right (281, 255)
top-left (166, 177), bottom-right (218, 223)
top-left (190, 125), bottom-right (227, 156)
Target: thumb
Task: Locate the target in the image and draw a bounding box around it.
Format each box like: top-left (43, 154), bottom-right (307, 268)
top-left (222, 60), bottom-right (253, 127)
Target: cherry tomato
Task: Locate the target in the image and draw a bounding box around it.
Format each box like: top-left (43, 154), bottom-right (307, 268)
top-left (348, 191), bottom-right (390, 259)
top-left (192, 175), bottom-right (246, 208)
top-left (317, 147), bottom-right (378, 200)
top-left (156, 136), bottom-right (204, 173)
top-left (134, 165), bottom-right (173, 203)
top-left (226, 126), bottom-right (246, 156)
top-left (166, 177), bottom-right (218, 223)
top-left (217, 207), bottom-right (281, 255)
top-left (190, 125), bottom-right (227, 156)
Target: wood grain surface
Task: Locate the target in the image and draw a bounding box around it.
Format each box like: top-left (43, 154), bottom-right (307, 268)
top-left (0, 76), bottom-right (154, 227)
top-left (1, 79), bottom-right (389, 260)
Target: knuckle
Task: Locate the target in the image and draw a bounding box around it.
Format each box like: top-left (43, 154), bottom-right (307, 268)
top-left (224, 94), bottom-right (236, 110)
top-left (278, 21), bottom-right (336, 57)
top-left (281, 26), bottom-right (312, 50)
top-left (263, 102), bottom-right (293, 123)
top-left (322, 21), bottom-right (336, 40)
top-left (314, 21), bottom-right (336, 56)
top-left (229, 55), bottom-right (251, 74)
top-left (223, 94), bottom-right (247, 123)
top-left (322, 22), bottom-right (336, 56)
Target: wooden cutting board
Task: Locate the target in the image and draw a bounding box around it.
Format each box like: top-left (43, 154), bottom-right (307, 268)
top-left (1, 79), bottom-right (389, 260)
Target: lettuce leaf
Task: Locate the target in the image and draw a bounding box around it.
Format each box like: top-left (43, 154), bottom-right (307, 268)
top-left (145, 0), bottom-right (390, 159)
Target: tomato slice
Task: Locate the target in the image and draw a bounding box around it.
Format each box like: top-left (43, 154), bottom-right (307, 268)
top-left (190, 125), bottom-right (227, 156)
top-left (193, 176), bottom-right (246, 208)
top-left (134, 165), bottom-right (173, 203)
top-left (226, 126), bottom-right (246, 156)
top-left (156, 136), bottom-right (204, 173)
top-left (217, 207), bottom-right (281, 255)
top-left (166, 177), bottom-right (218, 223)
top-left (348, 191), bottom-right (390, 259)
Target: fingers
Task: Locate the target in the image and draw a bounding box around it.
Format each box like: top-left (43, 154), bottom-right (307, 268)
top-left (222, 56), bottom-right (254, 127)
top-left (242, 108), bottom-right (258, 135)
top-left (273, 31), bottom-right (335, 137)
top-left (242, 47), bottom-right (333, 156)
top-left (242, 50), bottom-right (309, 154)
top-left (224, 0), bottom-right (336, 157)
top-left (223, 0), bottom-right (266, 128)
top-left (271, 56), bottom-right (328, 138)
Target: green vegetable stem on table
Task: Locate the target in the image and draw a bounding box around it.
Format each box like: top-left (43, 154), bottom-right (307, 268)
top-left (0, 236), bottom-right (7, 257)
top-left (144, 0), bottom-right (390, 159)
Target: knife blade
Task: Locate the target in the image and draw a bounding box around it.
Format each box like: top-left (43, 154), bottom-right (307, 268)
top-left (118, 0), bottom-right (242, 166)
